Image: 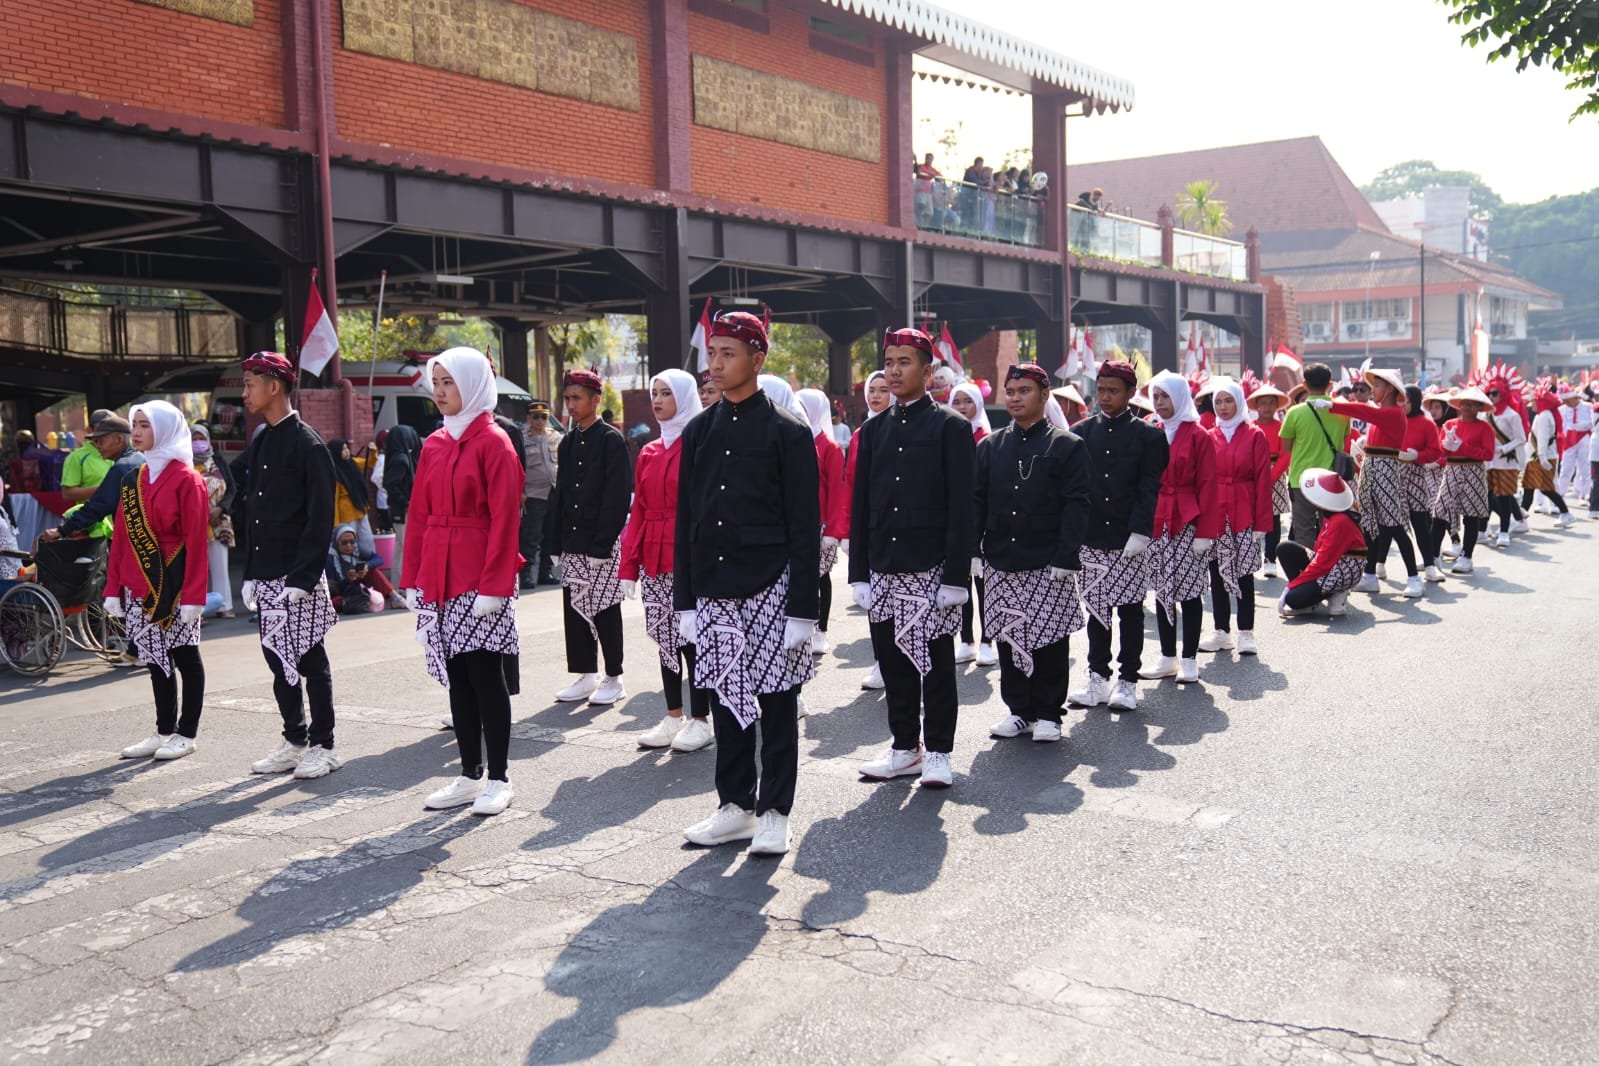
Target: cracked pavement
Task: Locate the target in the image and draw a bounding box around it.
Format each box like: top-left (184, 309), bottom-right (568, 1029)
top-left (0, 531), bottom-right (1595, 1064)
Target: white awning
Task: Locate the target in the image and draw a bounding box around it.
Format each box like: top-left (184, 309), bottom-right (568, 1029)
top-left (822, 0), bottom-right (1134, 110)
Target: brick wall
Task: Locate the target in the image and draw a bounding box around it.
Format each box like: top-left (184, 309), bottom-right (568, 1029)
top-left (0, 0), bottom-right (287, 128)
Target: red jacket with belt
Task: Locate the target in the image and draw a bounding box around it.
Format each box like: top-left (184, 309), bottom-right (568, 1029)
top-left (1257, 418), bottom-right (1291, 484)
top-left (1287, 510), bottom-right (1367, 590)
top-left (107, 462), bottom-right (210, 607)
top-left (400, 413), bottom-right (524, 601)
top-left (620, 437), bottom-right (681, 581)
top-left (1403, 414), bottom-right (1442, 466)
top-left (842, 427), bottom-right (866, 538)
top-left (1330, 401), bottom-right (1405, 450)
top-left (1207, 422), bottom-right (1272, 534)
top-left (815, 433), bottom-right (848, 540)
top-left (1154, 421), bottom-right (1222, 539)
top-left (1440, 418), bottom-right (1495, 463)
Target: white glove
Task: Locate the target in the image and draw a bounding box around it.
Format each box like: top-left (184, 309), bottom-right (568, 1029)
top-left (1122, 533), bottom-right (1150, 558)
top-left (821, 536), bottom-right (839, 552)
top-left (179, 604), bottom-right (204, 624)
top-left (586, 556), bottom-right (609, 568)
top-left (549, 554), bottom-right (563, 572)
top-left (1398, 448), bottom-right (1419, 462)
top-left (1047, 566), bottom-right (1074, 581)
top-left (1192, 538), bottom-right (1213, 557)
top-left (935, 584), bottom-right (969, 609)
top-left (102, 596), bottom-right (125, 619)
top-left (851, 582), bottom-right (871, 611)
top-left (471, 594), bottom-right (505, 618)
top-left (619, 579), bottom-right (637, 600)
top-left (782, 618), bottom-right (816, 652)
top-left (1310, 398), bottom-right (1333, 410)
top-left (1277, 590), bottom-right (1291, 614)
top-left (404, 588), bottom-right (421, 611)
top-left (285, 587), bottom-right (310, 605)
top-left (240, 580), bottom-right (258, 611)
top-left (1252, 530), bottom-right (1266, 545)
top-left (970, 556), bottom-right (983, 575)
top-left (677, 610), bottom-right (697, 644)
top-left (1442, 431), bottom-right (1461, 452)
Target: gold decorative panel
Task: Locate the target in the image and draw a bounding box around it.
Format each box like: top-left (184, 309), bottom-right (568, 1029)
top-left (342, 0), bottom-right (640, 112)
top-left (691, 55), bottom-right (880, 163)
top-left (133, 0), bottom-right (254, 27)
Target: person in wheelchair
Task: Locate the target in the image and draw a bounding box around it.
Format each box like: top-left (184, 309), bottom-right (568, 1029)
top-left (41, 414), bottom-right (144, 545)
top-left (99, 401), bottom-right (210, 762)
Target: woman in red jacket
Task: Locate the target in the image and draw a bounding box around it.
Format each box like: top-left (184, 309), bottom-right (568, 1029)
top-left (1199, 378), bottom-right (1271, 656)
top-left (107, 400), bottom-right (210, 762)
top-left (402, 347), bottom-right (525, 817)
top-left (1400, 386), bottom-right (1447, 581)
top-left (845, 371), bottom-right (891, 690)
top-left (797, 388), bottom-right (849, 658)
top-left (1141, 370), bottom-right (1220, 685)
top-left (950, 381), bottom-right (996, 666)
top-left (620, 369), bottom-right (711, 753)
top-left (1431, 386), bottom-right (1496, 576)
top-left (1245, 384), bottom-right (1291, 578)
top-left (1277, 468), bottom-right (1367, 618)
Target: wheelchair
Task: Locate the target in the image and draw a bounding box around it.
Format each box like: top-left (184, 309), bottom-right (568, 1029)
top-left (0, 538), bottom-right (130, 675)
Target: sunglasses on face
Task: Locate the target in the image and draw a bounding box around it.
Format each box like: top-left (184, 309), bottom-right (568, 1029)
top-left (530, 413), bottom-right (549, 420)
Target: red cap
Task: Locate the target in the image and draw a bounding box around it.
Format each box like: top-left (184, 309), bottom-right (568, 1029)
top-left (709, 311), bottom-right (769, 353)
top-left (1006, 363), bottom-right (1051, 389)
top-left (883, 328), bottom-right (934, 356)
top-left (242, 350), bottom-right (297, 383)
top-left (564, 368), bottom-right (603, 393)
top-left (1097, 360), bottom-right (1137, 387)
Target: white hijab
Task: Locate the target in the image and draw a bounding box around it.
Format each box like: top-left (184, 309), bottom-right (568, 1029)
top-left (1044, 394), bottom-right (1068, 431)
top-left (428, 346), bottom-right (499, 440)
top-left (758, 374), bottom-right (807, 420)
top-left (1149, 370), bottom-right (1199, 444)
top-left (864, 371), bottom-right (888, 421)
top-left (651, 368), bottom-right (701, 447)
top-left (951, 382), bottom-right (991, 436)
top-left (129, 400), bottom-right (193, 482)
top-left (796, 388), bottom-right (831, 439)
top-left (1210, 376), bottom-right (1248, 441)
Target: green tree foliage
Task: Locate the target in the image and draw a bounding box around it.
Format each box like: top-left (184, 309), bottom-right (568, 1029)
top-left (1174, 180), bottom-right (1233, 236)
top-left (1443, 0), bottom-right (1599, 120)
top-left (1493, 188), bottom-right (1599, 337)
top-left (335, 312), bottom-right (499, 366)
top-left (764, 323), bottom-right (831, 387)
top-left (1360, 159), bottom-right (1504, 215)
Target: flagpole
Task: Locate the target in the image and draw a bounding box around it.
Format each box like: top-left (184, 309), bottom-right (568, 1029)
top-left (367, 268), bottom-right (386, 394)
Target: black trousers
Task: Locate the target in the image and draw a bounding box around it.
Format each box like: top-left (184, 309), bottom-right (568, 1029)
top-left (960, 575), bottom-right (987, 644)
top-left (446, 650), bottom-right (512, 782)
top-left (1156, 598), bottom-right (1203, 658)
top-left (1590, 462), bottom-right (1598, 513)
top-left (817, 573), bottom-right (832, 633)
top-left (1410, 510), bottom-right (1437, 560)
top-left (1490, 494), bottom-right (1516, 531)
top-left (265, 640), bottom-right (335, 749)
top-left (661, 643), bottom-right (710, 717)
top-left (712, 686), bottom-right (799, 815)
top-left (1289, 488), bottom-right (1324, 546)
top-left (563, 591), bottom-right (623, 676)
top-left (1366, 524), bottom-right (1418, 576)
top-left (1275, 541), bottom-right (1331, 610)
top-left (1208, 563), bottom-right (1255, 632)
top-left (150, 644), bottom-right (205, 739)
top-left (998, 635), bottom-right (1069, 724)
top-left (870, 619), bottom-right (958, 754)
top-left (1521, 485), bottom-right (1568, 514)
top-left (1086, 601), bottom-right (1144, 683)
top-left (1264, 515), bottom-right (1281, 564)
top-left (518, 497), bottom-right (551, 583)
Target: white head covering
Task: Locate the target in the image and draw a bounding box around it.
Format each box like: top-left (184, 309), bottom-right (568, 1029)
top-left (428, 346), bottom-right (499, 439)
top-left (1209, 376), bottom-right (1248, 441)
top-left (796, 388), bottom-right (831, 439)
top-left (129, 400), bottom-right (193, 482)
top-left (758, 374), bottom-right (807, 420)
top-left (650, 368), bottom-right (701, 448)
top-left (950, 382), bottom-right (991, 436)
top-left (1149, 369), bottom-right (1199, 444)
top-left (1044, 394), bottom-right (1068, 430)
top-left (864, 371), bottom-right (888, 420)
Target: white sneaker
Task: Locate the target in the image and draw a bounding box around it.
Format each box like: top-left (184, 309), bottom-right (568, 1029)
top-left (861, 663), bottom-right (885, 690)
top-left (251, 740), bottom-right (307, 774)
top-left (472, 779), bottom-right (514, 816)
top-left (440, 713), bottom-right (454, 730)
top-left (1510, 518), bottom-right (1529, 534)
top-left (1424, 564), bottom-right (1447, 583)
top-left (859, 746), bottom-right (923, 781)
top-left (1031, 720), bottom-right (1063, 743)
top-left (589, 675), bottom-right (626, 705)
top-left (1451, 556), bottom-right (1475, 575)
top-left (1589, 511), bottom-right (1599, 521)
top-left (1236, 630), bottom-right (1257, 655)
top-left (1108, 680), bottom-right (1139, 711)
top-left (1138, 656), bottom-right (1177, 679)
top-left (1403, 576), bottom-right (1424, 598)
top-left (637, 715), bottom-right (686, 749)
top-left (153, 736), bottom-right (196, 761)
top-left (555, 674), bottom-right (599, 702)
top-left (1261, 560), bottom-right (1279, 579)
top-left (749, 811), bottom-right (791, 855)
top-left (1441, 541), bottom-right (1461, 560)
top-left (684, 803), bottom-right (757, 846)
top-left (1326, 591), bottom-right (1349, 617)
top-left (975, 642), bottom-right (998, 667)
top-left (1197, 629), bottom-right (1234, 652)
top-left (1375, 563), bottom-right (1388, 580)
top-left (796, 695), bottom-right (809, 720)
top-left (810, 630), bottom-right (830, 656)
top-left (120, 733), bottom-right (171, 759)
top-left (989, 714), bottom-right (1032, 739)
top-left (1355, 573), bottom-right (1381, 594)
top-left (424, 775), bottom-right (483, 809)
top-left (919, 751), bottom-right (953, 789)
top-left (953, 641), bottom-right (977, 664)
top-left (293, 747), bottom-right (343, 780)
top-left (1495, 532), bottom-right (1510, 548)
top-left (1068, 672), bottom-right (1111, 708)
top-left (1176, 658), bottom-right (1199, 684)
top-left (1558, 512), bottom-right (1575, 529)
top-left (671, 717), bottom-right (715, 752)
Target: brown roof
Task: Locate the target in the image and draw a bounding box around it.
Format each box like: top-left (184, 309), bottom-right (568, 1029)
top-left (1068, 136), bottom-right (1388, 235)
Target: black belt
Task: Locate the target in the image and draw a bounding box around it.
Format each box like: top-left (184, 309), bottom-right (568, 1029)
top-left (1365, 447), bottom-right (1399, 458)
top-left (1445, 457), bottom-right (1482, 465)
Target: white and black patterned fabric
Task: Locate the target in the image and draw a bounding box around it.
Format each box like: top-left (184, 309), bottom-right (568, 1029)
top-left (256, 575), bottom-right (337, 686)
top-left (120, 587), bottom-right (200, 678)
top-left (817, 527), bottom-right (839, 577)
top-left (866, 565), bottom-right (961, 678)
top-left (1077, 546), bottom-right (1149, 629)
top-left (694, 572), bottom-right (813, 729)
top-left (1432, 462), bottom-right (1490, 521)
top-left (1270, 475), bottom-right (1290, 515)
top-left (414, 590), bottom-right (520, 689)
top-left (1357, 455), bottom-right (1407, 534)
top-left (640, 571), bottom-right (681, 673)
top-left (1147, 525), bottom-right (1209, 624)
top-left (1402, 462), bottom-right (1436, 513)
top-left (981, 565), bottom-right (1082, 676)
top-left (562, 541), bottom-right (623, 646)
top-left (1317, 555), bottom-right (1366, 595)
top-left (1212, 522), bottom-right (1260, 598)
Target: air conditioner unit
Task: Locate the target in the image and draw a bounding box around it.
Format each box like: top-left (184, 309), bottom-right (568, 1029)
top-left (1386, 320), bottom-right (1401, 333)
top-left (1305, 322), bottom-right (1330, 339)
top-left (1345, 323), bottom-right (1364, 338)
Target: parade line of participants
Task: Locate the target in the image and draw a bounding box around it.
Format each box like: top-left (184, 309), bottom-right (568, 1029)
top-left (72, 323), bottom-right (1595, 857)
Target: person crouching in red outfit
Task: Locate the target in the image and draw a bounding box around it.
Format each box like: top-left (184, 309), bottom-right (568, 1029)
top-left (1276, 469), bottom-right (1368, 617)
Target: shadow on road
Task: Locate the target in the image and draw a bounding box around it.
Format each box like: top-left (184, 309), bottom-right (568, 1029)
top-left (792, 785), bottom-right (948, 927)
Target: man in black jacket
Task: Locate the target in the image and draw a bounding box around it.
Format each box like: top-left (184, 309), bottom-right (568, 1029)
top-left (234, 352), bottom-right (343, 780)
top-left (1067, 360), bottom-right (1167, 713)
top-left (974, 364), bottom-right (1090, 743)
top-left (849, 328), bottom-right (975, 789)
top-left (674, 311), bottom-right (819, 856)
top-left (547, 368), bottom-right (632, 706)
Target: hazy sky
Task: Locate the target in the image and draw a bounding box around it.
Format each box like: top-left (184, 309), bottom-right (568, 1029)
top-left (913, 0), bottom-right (1599, 204)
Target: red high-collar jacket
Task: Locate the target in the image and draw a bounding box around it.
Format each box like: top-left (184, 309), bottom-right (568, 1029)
top-left (620, 437), bottom-right (681, 581)
top-left (107, 462), bottom-right (210, 607)
top-left (815, 432), bottom-right (848, 540)
top-left (400, 413), bottom-right (524, 601)
top-left (1154, 421), bottom-right (1222, 539)
top-left (1207, 421), bottom-right (1272, 534)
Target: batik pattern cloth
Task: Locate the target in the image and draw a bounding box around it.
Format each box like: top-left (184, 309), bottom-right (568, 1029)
top-left (1146, 525), bottom-right (1209, 625)
top-left (1212, 521), bottom-right (1261, 599)
top-left (1432, 463), bottom-right (1490, 521)
top-left (1357, 455), bottom-right (1407, 535)
top-left (414, 590), bottom-right (520, 689)
top-left (694, 572), bottom-right (813, 729)
top-left (981, 565), bottom-right (1082, 676)
top-left (120, 589), bottom-right (200, 677)
top-left (640, 572), bottom-right (682, 673)
top-left (1077, 546), bottom-right (1149, 629)
top-left (1317, 555), bottom-right (1366, 596)
top-left (562, 541), bottom-right (623, 647)
top-left (256, 575), bottom-right (337, 686)
top-left (866, 565), bottom-right (960, 678)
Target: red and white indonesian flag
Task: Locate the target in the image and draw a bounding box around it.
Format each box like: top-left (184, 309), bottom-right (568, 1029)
top-left (299, 272), bottom-right (339, 378)
top-left (935, 322), bottom-right (963, 374)
top-left (1058, 325), bottom-right (1096, 380)
top-left (688, 298), bottom-right (712, 372)
top-left (1182, 322), bottom-right (1201, 377)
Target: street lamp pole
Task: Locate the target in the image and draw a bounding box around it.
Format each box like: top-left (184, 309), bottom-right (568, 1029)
top-left (1364, 251), bottom-right (1380, 360)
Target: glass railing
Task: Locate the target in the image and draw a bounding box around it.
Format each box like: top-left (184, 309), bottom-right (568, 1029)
top-left (1171, 228), bottom-right (1248, 281)
top-left (914, 177), bottom-right (1045, 247)
top-left (1067, 205), bottom-right (1163, 267)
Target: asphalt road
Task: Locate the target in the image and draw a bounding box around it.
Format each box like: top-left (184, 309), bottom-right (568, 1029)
top-left (1, 517), bottom-right (1595, 1065)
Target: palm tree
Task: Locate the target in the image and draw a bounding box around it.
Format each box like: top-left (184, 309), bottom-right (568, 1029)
top-left (1175, 179), bottom-right (1233, 236)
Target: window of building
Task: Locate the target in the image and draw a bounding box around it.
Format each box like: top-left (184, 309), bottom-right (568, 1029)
top-left (809, 16), bottom-right (869, 46)
top-left (1340, 298), bottom-right (1410, 323)
top-left (1301, 302), bottom-right (1334, 341)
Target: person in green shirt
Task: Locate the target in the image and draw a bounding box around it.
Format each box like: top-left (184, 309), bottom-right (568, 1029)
top-left (59, 410), bottom-right (122, 540)
top-left (1278, 363), bottom-right (1350, 544)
